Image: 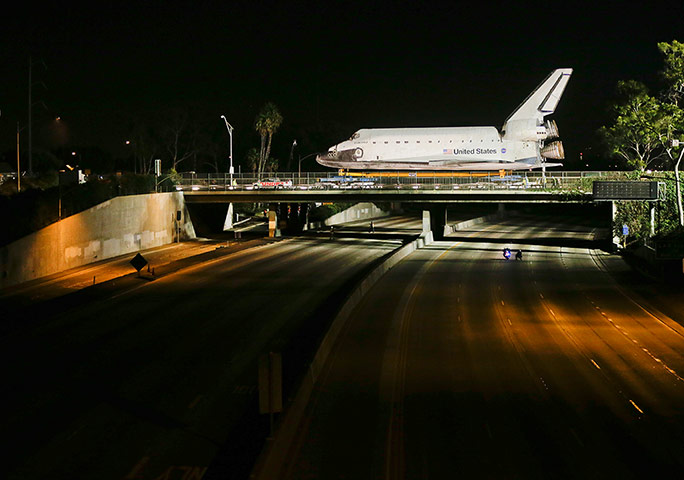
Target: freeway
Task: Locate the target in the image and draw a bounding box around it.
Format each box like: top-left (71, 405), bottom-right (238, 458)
top-left (268, 214), bottom-right (684, 479)
top-left (1, 215), bottom-right (419, 480)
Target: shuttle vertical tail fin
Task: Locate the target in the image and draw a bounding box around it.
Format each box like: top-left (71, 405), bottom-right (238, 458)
top-left (503, 68), bottom-right (573, 127)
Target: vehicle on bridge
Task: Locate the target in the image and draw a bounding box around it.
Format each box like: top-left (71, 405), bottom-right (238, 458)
top-left (317, 68), bottom-right (572, 171)
top-left (249, 178), bottom-right (294, 190)
top-left (315, 175), bottom-right (379, 189)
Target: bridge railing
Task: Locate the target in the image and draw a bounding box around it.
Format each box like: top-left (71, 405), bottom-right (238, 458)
top-left (175, 171), bottom-right (630, 192)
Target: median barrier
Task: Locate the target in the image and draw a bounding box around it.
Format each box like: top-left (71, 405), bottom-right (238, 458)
top-left (251, 229), bottom-right (432, 479)
top-left (306, 201), bottom-right (391, 230)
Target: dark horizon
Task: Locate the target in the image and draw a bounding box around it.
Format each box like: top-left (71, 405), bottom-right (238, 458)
top-left (2, 1), bottom-right (683, 171)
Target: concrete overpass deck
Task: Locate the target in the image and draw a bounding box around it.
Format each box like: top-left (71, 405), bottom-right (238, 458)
top-left (182, 190), bottom-right (593, 204)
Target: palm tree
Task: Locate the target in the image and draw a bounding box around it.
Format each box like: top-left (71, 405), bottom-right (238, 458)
top-left (254, 102), bottom-right (283, 178)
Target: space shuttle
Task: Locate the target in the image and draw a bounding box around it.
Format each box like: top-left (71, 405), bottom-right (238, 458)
top-left (317, 68), bottom-right (572, 171)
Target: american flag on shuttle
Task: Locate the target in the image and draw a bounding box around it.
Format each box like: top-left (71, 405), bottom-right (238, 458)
top-left (443, 149), bottom-right (453, 154)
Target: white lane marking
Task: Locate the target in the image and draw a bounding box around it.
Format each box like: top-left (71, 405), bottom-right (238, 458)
top-left (507, 318), bottom-right (512, 326)
top-left (629, 400), bottom-right (644, 415)
top-left (539, 293), bottom-right (544, 299)
top-left (591, 359), bottom-right (601, 370)
top-left (501, 300), bottom-right (505, 306)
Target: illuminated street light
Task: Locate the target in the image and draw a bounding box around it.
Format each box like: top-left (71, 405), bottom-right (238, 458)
top-left (290, 139), bottom-right (297, 172)
top-left (220, 115), bottom-right (234, 186)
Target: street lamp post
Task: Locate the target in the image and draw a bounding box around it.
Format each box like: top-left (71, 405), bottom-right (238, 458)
top-left (298, 152), bottom-right (319, 178)
top-left (220, 116), bottom-right (234, 187)
top-left (16, 121), bottom-right (25, 193)
top-left (289, 139), bottom-right (297, 174)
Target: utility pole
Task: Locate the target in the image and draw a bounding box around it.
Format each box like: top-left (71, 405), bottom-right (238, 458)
top-left (28, 57), bottom-right (32, 175)
top-left (16, 122), bottom-right (22, 193)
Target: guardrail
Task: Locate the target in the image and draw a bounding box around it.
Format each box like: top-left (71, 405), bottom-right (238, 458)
top-left (176, 171), bottom-right (632, 192)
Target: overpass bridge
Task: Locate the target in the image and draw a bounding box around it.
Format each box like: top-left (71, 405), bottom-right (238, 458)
top-left (182, 189), bottom-right (591, 204)
top-left (179, 170), bottom-right (625, 204)
top-left (177, 171), bottom-right (658, 238)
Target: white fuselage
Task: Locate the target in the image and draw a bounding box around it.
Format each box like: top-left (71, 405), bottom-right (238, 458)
top-left (318, 126), bottom-right (540, 171)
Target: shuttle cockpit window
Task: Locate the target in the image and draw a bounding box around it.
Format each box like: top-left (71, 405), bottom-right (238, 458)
top-left (350, 132), bottom-right (360, 140)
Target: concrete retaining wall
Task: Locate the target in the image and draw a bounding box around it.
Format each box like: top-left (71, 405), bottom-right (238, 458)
top-left (0, 192), bottom-right (195, 288)
top-left (444, 210), bottom-right (505, 236)
top-left (307, 202), bottom-right (391, 230)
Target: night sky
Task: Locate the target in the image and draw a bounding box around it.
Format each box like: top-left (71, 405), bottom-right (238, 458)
top-left (1, 1), bottom-right (683, 171)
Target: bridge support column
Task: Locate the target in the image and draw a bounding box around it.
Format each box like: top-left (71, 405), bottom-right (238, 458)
top-left (268, 209), bottom-right (280, 238)
top-left (423, 205), bottom-right (447, 240)
top-left (222, 203), bottom-right (234, 231)
top-left (422, 210), bottom-right (431, 234)
top-left (498, 203), bottom-right (506, 219)
top-left (277, 203), bottom-right (288, 233)
top-left (611, 201), bottom-right (620, 249)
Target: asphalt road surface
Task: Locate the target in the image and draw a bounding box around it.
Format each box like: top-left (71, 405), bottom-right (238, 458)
top-left (2, 215), bottom-right (420, 480)
top-left (275, 214), bottom-right (684, 479)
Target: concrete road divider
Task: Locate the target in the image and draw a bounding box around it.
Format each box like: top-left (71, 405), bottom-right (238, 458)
top-left (250, 230), bottom-right (434, 479)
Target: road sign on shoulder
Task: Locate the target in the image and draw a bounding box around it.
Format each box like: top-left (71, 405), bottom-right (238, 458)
top-left (130, 253), bottom-right (148, 272)
top-left (258, 352), bottom-right (282, 415)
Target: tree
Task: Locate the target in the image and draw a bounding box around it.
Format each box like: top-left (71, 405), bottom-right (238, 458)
top-left (164, 109), bottom-right (197, 171)
top-left (599, 80), bottom-right (667, 171)
top-left (603, 40), bottom-right (684, 231)
top-left (254, 102), bottom-right (283, 178)
top-left (130, 122), bottom-right (161, 174)
top-left (658, 40), bottom-right (684, 107)
top-left (246, 147), bottom-right (259, 174)
top-left (657, 41), bottom-right (684, 227)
